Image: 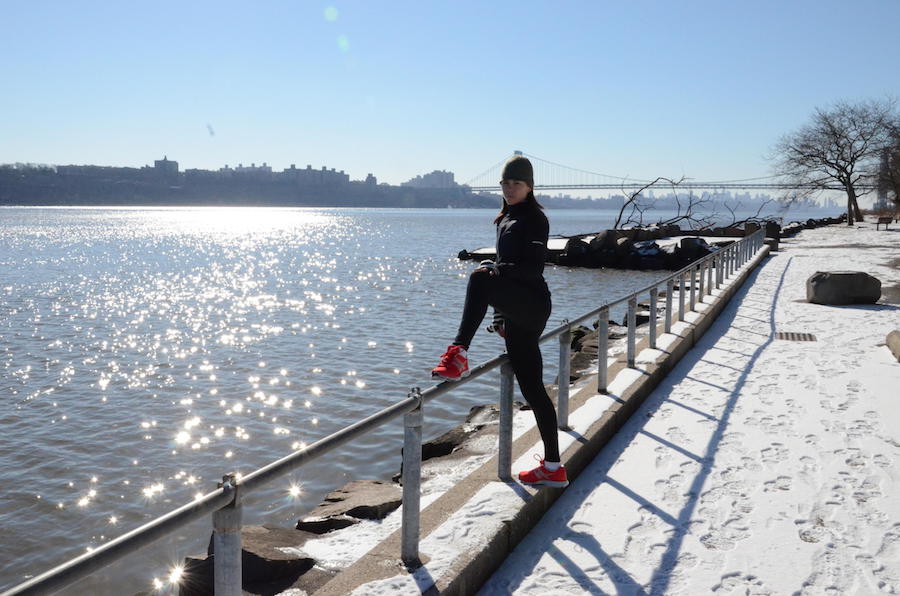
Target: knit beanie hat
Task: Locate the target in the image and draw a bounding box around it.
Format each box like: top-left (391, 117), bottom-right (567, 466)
top-left (501, 155), bottom-right (534, 188)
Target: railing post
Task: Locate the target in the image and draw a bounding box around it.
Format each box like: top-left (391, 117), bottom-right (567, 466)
top-left (707, 255), bottom-right (714, 295)
top-left (649, 287), bottom-right (658, 349)
top-left (557, 324), bottom-right (571, 430)
top-left (715, 253), bottom-right (722, 288)
top-left (729, 245), bottom-right (736, 277)
top-left (664, 279), bottom-right (674, 333)
top-left (626, 297), bottom-right (637, 368)
top-left (498, 362), bottom-right (514, 480)
top-left (401, 388), bottom-right (423, 566)
top-left (689, 266), bottom-right (697, 311)
top-left (597, 308), bottom-right (609, 394)
top-left (698, 261), bottom-right (705, 301)
top-left (678, 273), bottom-right (686, 322)
top-left (213, 474), bottom-right (243, 596)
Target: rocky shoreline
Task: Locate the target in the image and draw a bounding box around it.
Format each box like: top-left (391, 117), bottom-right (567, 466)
top-left (459, 216), bottom-right (845, 270)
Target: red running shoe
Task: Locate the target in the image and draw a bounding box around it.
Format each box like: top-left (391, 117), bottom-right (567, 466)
top-left (518, 456), bottom-right (569, 487)
top-left (431, 344), bottom-right (469, 380)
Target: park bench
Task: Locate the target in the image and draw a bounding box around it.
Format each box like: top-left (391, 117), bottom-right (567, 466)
top-left (876, 216), bottom-right (893, 230)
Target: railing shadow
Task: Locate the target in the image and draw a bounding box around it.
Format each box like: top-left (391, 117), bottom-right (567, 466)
top-left (487, 255), bottom-right (791, 594)
top-left (644, 256), bottom-right (791, 594)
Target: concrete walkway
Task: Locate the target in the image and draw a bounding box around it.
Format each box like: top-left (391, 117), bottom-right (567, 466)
top-left (479, 223), bottom-right (900, 595)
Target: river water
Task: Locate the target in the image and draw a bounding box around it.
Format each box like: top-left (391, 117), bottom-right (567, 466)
top-left (0, 205), bottom-right (839, 593)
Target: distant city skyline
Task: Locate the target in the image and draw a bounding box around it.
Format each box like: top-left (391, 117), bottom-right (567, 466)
top-left (2, 1), bottom-right (898, 189)
top-left (0, 154), bottom-right (858, 206)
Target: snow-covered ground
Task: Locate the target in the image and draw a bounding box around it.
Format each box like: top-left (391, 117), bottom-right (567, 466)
top-left (481, 223), bottom-right (900, 595)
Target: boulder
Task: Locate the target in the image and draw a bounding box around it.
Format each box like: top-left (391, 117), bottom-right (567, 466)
top-left (559, 238), bottom-right (591, 266)
top-left (887, 330), bottom-right (900, 362)
top-left (421, 418), bottom-right (484, 461)
top-left (632, 240), bottom-right (666, 270)
top-left (806, 271), bottom-right (882, 305)
top-left (677, 237), bottom-right (714, 263)
top-left (633, 227), bottom-right (657, 241)
top-left (615, 236), bottom-right (634, 257)
top-left (180, 525), bottom-right (329, 596)
top-left (588, 230), bottom-right (615, 250)
top-left (570, 324), bottom-right (594, 350)
top-left (295, 480), bottom-right (401, 534)
top-left (568, 330), bottom-right (599, 381)
top-left (633, 240), bottom-right (661, 256)
top-left (293, 515), bottom-right (357, 534)
top-left (620, 311), bottom-right (653, 327)
top-left (463, 403), bottom-right (497, 424)
top-left (782, 222), bottom-right (803, 237)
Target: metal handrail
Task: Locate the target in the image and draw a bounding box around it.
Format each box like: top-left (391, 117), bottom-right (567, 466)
top-left (1, 230), bottom-right (765, 595)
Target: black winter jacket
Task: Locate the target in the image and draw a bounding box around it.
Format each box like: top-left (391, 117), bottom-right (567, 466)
top-left (495, 202), bottom-right (550, 291)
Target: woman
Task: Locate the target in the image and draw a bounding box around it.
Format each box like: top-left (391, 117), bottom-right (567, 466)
top-left (431, 155), bottom-right (567, 488)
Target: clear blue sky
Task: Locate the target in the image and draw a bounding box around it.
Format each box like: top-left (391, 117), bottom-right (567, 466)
top-left (2, 1), bottom-right (898, 186)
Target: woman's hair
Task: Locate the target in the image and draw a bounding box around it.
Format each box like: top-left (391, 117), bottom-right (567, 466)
top-left (494, 190), bottom-right (544, 224)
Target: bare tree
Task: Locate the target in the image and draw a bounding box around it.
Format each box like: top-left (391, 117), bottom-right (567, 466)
top-left (772, 98), bottom-right (899, 225)
top-left (614, 177), bottom-right (678, 229)
top-left (615, 177), bottom-right (736, 230)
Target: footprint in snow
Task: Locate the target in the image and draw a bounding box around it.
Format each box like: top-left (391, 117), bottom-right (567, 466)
top-left (763, 475), bottom-right (793, 492)
top-left (712, 571), bottom-right (773, 595)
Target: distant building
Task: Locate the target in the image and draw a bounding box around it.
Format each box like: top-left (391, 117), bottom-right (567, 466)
top-left (402, 170), bottom-right (457, 188)
top-left (282, 164), bottom-right (350, 186)
top-left (228, 162), bottom-right (274, 180)
top-left (154, 156), bottom-right (179, 175)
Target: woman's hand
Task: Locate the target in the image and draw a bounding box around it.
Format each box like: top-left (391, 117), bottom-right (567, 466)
top-left (476, 260), bottom-right (498, 276)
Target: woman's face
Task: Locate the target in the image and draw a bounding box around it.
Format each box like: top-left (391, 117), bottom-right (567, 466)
top-left (501, 179), bottom-right (531, 206)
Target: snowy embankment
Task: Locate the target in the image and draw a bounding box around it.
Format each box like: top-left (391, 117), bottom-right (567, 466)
top-left (481, 222), bottom-right (900, 595)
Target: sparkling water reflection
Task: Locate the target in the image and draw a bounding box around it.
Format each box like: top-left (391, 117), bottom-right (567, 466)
top-left (0, 205), bottom-right (833, 592)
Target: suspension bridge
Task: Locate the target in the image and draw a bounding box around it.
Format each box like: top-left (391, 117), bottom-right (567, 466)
top-left (463, 152), bottom-right (870, 192)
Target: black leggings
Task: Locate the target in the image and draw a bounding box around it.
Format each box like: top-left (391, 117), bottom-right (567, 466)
top-left (453, 271), bottom-right (560, 462)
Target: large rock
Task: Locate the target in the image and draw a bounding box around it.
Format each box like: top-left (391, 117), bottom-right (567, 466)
top-left (558, 238), bottom-right (591, 266)
top-left (632, 240), bottom-right (666, 270)
top-left (806, 271), bottom-right (882, 305)
top-left (180, 524), bottom-right (330, 596)
top-left (588, 230), bottom-right (616, 250)
top-left (296, 480), bottom-right (401, 534)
